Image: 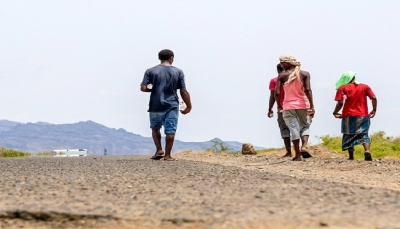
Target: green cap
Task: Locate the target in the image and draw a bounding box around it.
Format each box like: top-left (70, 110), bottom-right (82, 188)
top-left (335, 71), bottom-right (360, 90)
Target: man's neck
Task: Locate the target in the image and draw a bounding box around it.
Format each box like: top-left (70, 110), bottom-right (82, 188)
top-left (160, 61), bottom-right (171, 66)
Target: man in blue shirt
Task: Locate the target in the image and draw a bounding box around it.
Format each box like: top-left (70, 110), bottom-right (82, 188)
top-left (140, 49), bottom-right (192, 161)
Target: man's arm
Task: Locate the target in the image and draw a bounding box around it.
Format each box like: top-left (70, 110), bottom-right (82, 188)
top-left (180, 89), bottom-right (192, 115)
top-left (140, 70), bottom-right (152, 92)
top-left (333, 100), bottom-right (343, 118)
top-left (366, 86), bottom-right (377, 118)
top-left (302, 71), bottom-right (315, 116)
top-left (140, 85), bottom-right (151, 92)
top-left (333, 87), bottom-right (344, 118)
top-left (369, 96), bottom-right (377, 118)
top-left (268, 90), bottom-right (275, 118)
top-left (274, 76), bottom-right (283, 112)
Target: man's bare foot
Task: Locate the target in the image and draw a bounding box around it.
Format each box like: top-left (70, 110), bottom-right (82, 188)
top-left (348, 157), bottom-right (354, 160)
top-left (282, 153), bottom-right (292, 158)
top-left (301, 147), bottom-right (308, 151)
top-left (155, 150), bottom-right (164, 155)
top-left (292, 156), bottom-right (303, 161)
top-left (150, 150), bottom-right (165, 160)
top-left (164, 156), bottom-right (177, 161)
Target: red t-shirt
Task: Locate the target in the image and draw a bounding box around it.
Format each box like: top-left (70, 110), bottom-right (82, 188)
top-left (335, 83), bottom-right (375, 117)
top-left (269, 77), bottom-right (285, 106)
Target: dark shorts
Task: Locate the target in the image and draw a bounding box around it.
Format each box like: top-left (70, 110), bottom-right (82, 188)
top-left (149, 109), bottom-right (179, 134)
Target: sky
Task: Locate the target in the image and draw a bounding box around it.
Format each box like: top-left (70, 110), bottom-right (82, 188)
top-left (1, 0), bottom-right (399, 149)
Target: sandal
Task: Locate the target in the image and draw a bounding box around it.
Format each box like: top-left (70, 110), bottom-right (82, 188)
top-left (150, 155), bottom-right (164, 160)
top-left (301, 150), bottom-right (312, 158)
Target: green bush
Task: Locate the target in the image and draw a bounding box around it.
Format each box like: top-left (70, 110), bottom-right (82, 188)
top-left (0, 147), bottom-right (31, 157)
top-left (36, 151), bottom-right (54, 156)
top-left (320, 131), bottom-right (400, 159)
top-left (203, 140), bottom-right (232, 154)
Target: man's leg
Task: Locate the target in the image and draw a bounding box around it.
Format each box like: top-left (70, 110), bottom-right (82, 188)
top-left (298, 109), bottom-right (312, 158)
top-left (291, 139), bottom-right (302, 161)
top-left (363, 138), bottom-right (372, 161)
top-left (149, 112), bottom-right (164, 160)
top-left (283, 110), bottom-right (302, 161)
top-left (163, 109), bottom-right (179, 161)
top-left (342, 133), bottom-right (355, 160)
top-left (152, 128), bottom-right (164, 157)
top-left (346, 133), bottom-right (372, 161)
top-left (301, 135), bottom-right (309, 151)
top-left (165, 134), bottom-right (175, 160)
top-left (283, 137), bottom-right (292, 157)
top-left (300, 135), bottom-right (312, 158)
top-left (348, 146), bottom-right (354, 160)
top-left (278, 112), bottom-right (292, 157)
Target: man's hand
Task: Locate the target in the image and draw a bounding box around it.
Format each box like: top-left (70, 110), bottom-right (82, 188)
top-left (333, 101), bottom-right (343, 119)
top-left (333, 113), bottom-right (342, 119)
top-left (369, 110), bottom-right (376, 118)
top-left (180, 107), bottom-right (192, 115)
top-left (277, 106), bottom-right (283, 113)
top-left (267, 109), bottom-right (273, 118)
top-left (308, 107), bottom-right (315, 118)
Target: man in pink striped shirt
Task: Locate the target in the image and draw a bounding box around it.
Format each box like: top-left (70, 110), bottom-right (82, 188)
top-left (275, 55), bottom-right (315, 161)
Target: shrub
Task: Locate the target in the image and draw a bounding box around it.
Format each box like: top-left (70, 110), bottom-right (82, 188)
top-left (320, 131), bottom-right (400, 159)
top-left (204, 140), bottom-right (232, 154)
top-left (36, 151), bottom-right (54, 156)
top-left (0, 148), bottom-right (31, 157)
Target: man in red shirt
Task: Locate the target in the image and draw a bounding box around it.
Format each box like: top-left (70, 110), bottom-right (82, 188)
top-left (268, 64), bottom-right (292, 157)
top-left (333, 71), bottom-right (377, 161)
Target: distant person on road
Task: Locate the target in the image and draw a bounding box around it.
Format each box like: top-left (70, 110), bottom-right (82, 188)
top-left (333, 71), bottom-right (377, 161)
top-left (275, 55), bottom-right (315, 161)
top-left (268, 64), bottom-right (292, 157)
top-left (140, 49), bottom-right (192, 161)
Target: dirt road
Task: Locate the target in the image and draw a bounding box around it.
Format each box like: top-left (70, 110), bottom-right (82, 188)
top-left (0, 149), bottom-right (399, 229)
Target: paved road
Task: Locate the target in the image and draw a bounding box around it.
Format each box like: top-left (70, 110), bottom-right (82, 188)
top-left (0, 156), bottom-right (399, 228)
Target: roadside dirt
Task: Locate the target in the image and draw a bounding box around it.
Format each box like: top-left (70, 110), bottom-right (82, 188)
top-left (176, 145), bottom-right (400, 191)
top-left (0, 148), bottom-right (399, 229)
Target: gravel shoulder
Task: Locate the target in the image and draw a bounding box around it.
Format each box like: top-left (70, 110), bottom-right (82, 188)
top-left (176, 145), bottom-right (400, 191)
top-left (0, 148), bottom-right (399, 229)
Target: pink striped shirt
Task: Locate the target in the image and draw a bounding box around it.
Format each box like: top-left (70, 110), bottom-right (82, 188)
top-left (282, 74), bottom-right (310, 110)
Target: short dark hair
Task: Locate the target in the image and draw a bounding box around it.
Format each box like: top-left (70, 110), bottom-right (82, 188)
top-left (277, 63), bottom-right (284, 72)
top-left (158, 49), bottom-right (174, 61)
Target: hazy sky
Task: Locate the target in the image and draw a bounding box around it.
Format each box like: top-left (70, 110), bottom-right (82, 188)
top-left (1, 1), bottom-right (399, 148)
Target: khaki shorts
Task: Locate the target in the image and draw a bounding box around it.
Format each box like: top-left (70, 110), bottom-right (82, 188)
top-left (282, 109), bottom-right (310, 140)
top-left (277, 112), bottom-right (290, 139)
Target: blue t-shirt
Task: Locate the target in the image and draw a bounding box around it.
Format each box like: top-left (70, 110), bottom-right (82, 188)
top-left (141, 65), bottom-right (186, 112)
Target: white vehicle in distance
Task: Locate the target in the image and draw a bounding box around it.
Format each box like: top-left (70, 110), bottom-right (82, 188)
top-left (53, 149), bottom-right (88, 157)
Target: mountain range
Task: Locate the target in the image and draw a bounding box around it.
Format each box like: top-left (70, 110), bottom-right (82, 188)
top-left (0, 120), bottom-right (260, 155)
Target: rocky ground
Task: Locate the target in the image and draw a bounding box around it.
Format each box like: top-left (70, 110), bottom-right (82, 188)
top-left (0, 147), bottom-right (399, 229)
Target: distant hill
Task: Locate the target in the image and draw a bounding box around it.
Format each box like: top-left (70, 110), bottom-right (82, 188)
top-left (0, 120), bottom-right (262, 155)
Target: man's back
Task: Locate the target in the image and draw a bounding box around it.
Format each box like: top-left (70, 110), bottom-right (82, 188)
top-left (141, 65), bottom-right (186, 112)
top-left (335, 83), bottom-right (375, 117)
top-left (280, 70), bottom-right (310, 110)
